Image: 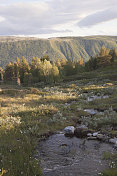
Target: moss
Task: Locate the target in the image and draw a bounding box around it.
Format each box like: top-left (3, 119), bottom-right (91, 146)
top-left (102, 168), bottom-right (117, 176)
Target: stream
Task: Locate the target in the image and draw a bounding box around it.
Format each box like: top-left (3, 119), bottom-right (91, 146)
top-left (87, 95), bottom-right (109, 102)
top-left (37, 133), bottom-right (115, 176)
top-left (37, 93), bottom-right (113, 176)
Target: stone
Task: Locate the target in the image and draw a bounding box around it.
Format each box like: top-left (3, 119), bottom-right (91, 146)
top-left (114, 143), bottom-right (117, 149)
top-left (87, 137), bottom-right (97, 140)
top-left (76, 125), bottom-right (88, 130)
top-left (109, 138), bottom-right (117, 144)
top-left (97, 134), bottom-right (105, 140)
top-left (74, 125), bottom-right (89, 138)
top-left (64, 126), bottom-right (75, 136)
top-left (84, 109), bottom-right (97, 115)
top-left (93, 132), bottom-right (99, 137)
top-left (87, 133), bottom-right (92, 137)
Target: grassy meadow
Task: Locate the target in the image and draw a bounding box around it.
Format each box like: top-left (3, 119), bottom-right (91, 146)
top-left (0, 65), bottom-right (117, 176)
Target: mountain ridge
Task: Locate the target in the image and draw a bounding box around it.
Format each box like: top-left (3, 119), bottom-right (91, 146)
top-left (0, 35), bottom-right (117, 67)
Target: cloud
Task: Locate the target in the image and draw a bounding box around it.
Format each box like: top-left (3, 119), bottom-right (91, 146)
top-left (0, 0), bottom-right (116, 36)
top-left (0, 16), bottom-right (5, 22)
top-left (78, 8), bottom-right (117, 27)
top-left (0, 1), bottom-right (76, 35)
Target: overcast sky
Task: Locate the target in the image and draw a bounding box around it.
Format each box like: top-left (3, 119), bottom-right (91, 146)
top-left (0, 0), bottom-right (117, 38)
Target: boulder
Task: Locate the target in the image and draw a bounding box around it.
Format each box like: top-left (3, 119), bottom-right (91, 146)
top-left (64, 126), bottom-right (75, 136)
top-left (74, 125), bottom-right (89, 138)
top-left (109, 138), bottom-right (117, 144)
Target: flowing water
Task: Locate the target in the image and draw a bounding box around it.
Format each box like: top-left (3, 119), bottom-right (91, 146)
top-left (87, 95), bottom-right (109, 102)
top-left (84, 109), bottom-right (104, 115)
top-left (37, 133), bottom-right (114, 176)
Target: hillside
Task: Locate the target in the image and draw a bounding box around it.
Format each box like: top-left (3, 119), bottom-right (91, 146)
top-left (0, 35), bottom-right (117, 67)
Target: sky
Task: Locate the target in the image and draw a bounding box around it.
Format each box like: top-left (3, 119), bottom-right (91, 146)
top-left (0, 0), bottom-right (117, 38)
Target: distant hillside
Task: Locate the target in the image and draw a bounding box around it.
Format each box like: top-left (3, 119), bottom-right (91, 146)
top-left (0, 35), bottom-right (117, 67)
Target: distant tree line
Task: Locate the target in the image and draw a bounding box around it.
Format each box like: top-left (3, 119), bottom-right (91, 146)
top-left (0, 46), bottom-right (117, 85)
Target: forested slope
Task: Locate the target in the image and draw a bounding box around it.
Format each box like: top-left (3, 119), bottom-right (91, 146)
top-left (0, 35), bottom-right (117, 67)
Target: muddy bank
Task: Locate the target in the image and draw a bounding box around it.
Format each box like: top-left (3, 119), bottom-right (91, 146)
top-left (37, 133), bottom-right (115, 176)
